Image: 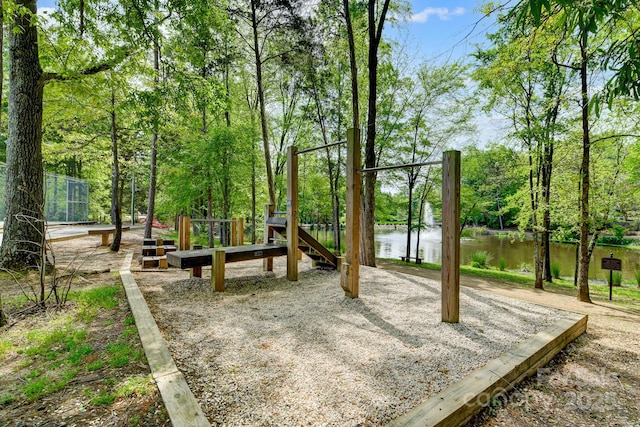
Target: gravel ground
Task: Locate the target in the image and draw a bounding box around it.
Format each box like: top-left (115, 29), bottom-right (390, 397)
top-left (135, 257), bottom-right (566, 426)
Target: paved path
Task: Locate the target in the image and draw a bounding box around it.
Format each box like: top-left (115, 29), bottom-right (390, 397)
top-left (376, 259), bottom-right (640, 323)
top-left (0, 223), bottom-right (143, 244)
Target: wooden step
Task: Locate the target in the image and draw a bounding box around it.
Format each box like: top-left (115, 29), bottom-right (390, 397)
top-left (142, 246), bottom-right (157, 256)
top-left (142, 255), bottom-right (168, 269)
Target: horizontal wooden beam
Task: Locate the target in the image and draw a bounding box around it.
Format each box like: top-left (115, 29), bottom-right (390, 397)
top-left (295, 140), bottom-right (347, 155)
top-left (357, 160), bottom-right (443, 174)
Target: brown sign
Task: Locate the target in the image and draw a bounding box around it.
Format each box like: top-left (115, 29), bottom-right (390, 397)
top-left (601, 257), bottom-right (622, 271)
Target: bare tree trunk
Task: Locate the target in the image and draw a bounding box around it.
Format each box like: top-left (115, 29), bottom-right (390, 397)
top-left (110, 88), bottom-right (122, 252)
top-left (0, 0), bottom-right (45, 270)
top-left (251, 0), bottom-right (276, 206)
top-left (577, 30), bottom-right (592, 303)
top-left (144, 36), bottom-right (160, 239)
top-left (361, 0), bottom-right (392, 267)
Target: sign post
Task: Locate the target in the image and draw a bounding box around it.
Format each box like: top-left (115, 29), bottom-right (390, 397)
top-left (601, 253), bottom-right (622, 301)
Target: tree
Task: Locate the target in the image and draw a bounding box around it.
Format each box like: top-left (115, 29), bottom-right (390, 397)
top-left (516, 0), bottom-right (640, 301)
top-left (475, 10), bottom-right (570, 289)
top-left (0, 0), bottom-right (45, 269)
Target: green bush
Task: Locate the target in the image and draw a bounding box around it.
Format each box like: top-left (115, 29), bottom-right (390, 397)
top-left (498, 257), bottom-right (506, 271)
top-left (470, 250), bottom-right (493, 269)
top-left (612, 271), bottom-right (622, 286)
top-left (551, 263), bottom-right (561, 279)
top-left (635, 269), bottom-right (640, 287)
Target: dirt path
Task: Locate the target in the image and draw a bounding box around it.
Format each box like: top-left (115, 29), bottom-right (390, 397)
top-left (377, 259), bottom-right (640, 426)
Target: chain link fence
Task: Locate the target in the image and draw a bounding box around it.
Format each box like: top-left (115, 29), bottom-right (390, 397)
top-left (0, 163), bottom-right (89, 222)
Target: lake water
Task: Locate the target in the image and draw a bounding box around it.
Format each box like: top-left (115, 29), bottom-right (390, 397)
top-left (303, 226), bottom-right (640, 282)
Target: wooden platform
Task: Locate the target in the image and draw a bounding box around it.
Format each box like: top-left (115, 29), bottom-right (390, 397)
top-left (166, 244), bottom-right (288, 270)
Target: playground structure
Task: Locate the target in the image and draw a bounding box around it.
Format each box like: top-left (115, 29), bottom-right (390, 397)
top-left (166, 128), bottom-right (460, 322)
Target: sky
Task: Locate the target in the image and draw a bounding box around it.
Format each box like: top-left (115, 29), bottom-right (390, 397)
top-left (37, 0), bottom-right (494, 63)
top-left (390, 1), bottom-right (496, 64)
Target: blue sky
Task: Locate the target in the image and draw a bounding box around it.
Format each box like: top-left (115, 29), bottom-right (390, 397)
top-left (390, 1), bottom-right (496, 63)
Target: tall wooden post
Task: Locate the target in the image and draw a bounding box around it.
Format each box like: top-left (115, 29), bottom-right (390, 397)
top-left (263, 204), bottom-right (274, 271)
top-left (231, 218), bottom-right (238, 246)
top-left (287, 146), bottom-right (299, 281)
top-left (237, 218), bottom-right (244, 245)
top-left (179, 215), bottom-right (191, 251)
top-left (442, 150), bottom-right (460, 323)
top-left (341, 128), bottom-right (361, 298)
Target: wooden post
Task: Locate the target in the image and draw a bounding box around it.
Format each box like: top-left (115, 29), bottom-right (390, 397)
top-left (179, 216), bottom-right (191, 251)
top-left (231, 218), bottom-right (238, 246)
top-left (238, 218), bottom-right (244, 245)
top-left (341, 128), bottom-right (361, 298)
top-left (287, 146), bottom-right (299, 281)
top-left (263, 204), bottom-right (274, 272)
top-left (442, 150), bottom-right (461, 323)
top-left (211, 249), bottom-right (226, 292)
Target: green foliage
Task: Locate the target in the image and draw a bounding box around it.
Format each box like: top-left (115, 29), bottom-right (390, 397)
top-left (498, 257), bottom-right (506, 271)
top-left (612, 271), bottom-right (623, 286)
top-left (470, 250), bottom-right (493, 269)
top-left (635, 269), bottom-right (640, 287)
top-left (551, 263), bottom-right (561, 279)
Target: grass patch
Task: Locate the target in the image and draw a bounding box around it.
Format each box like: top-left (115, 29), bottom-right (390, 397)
top-left (3, 284), bottom-right (148, 404)
top-left (68, 285), bottom-right (120, 322)
top-left (385, 258), bottom-right (640, 311)
top-left (90, 391), bottom-right (116, 406)
top-left (115, 375), bottom-right (154, 398)
top-left (107, 342), bottom-right (142, 368)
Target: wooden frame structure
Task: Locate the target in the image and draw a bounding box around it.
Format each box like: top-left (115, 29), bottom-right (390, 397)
top-left (343, 128), bottom-right (461, 322)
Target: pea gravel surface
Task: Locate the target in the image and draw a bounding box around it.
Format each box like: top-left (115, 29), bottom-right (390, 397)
top-left (135, 257), bottom-right (565, 426)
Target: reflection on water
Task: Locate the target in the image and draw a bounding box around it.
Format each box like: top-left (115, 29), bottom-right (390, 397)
top-left (302, 225), bottom-right (640, 281)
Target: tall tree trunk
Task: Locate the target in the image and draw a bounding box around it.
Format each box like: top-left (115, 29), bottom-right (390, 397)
top-left (361, 0), bottom-right (392, 267)
top-left (0, 0), bottom-right (45, 270)
top-left (110, 88), bottom-right (122, 252)
top-left (528, 150), bottom-right (544, 289)
top-left (0, 0), bottom-right (4, 130)
top-left (577, 30), bottom-right (592, 303)
top-left (251, 0), bottom-right (276, 206)
top-left (144, 35), bottom-right (160, 239)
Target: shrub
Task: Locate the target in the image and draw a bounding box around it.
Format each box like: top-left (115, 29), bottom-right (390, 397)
top-left (470, 251), bottom-right (493, 269)
top-left (551, 263), bottom-right (561, 279)
top-left (635, 269), bottom-right (640, 287)
top-left (612, 271), bottom-right (623, 286)
top-left (498, 257), bottom-right (506, 271)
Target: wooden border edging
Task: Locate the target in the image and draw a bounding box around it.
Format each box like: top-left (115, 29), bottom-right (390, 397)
top-left (387, 312), bottom-right (588, 427)
top-left (119, 252), bottom-right (211, 427)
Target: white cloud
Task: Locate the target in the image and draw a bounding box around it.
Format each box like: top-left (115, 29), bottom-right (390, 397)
top-left (410, 7), bottom-right (465, 23)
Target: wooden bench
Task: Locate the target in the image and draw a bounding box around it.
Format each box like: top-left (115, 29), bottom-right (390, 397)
top-left (88, 225), bottom-right (131, 246)
top-left (400, 256), bottom-right (422, 264)
top-left (166, 244), bottom-right (288, 291)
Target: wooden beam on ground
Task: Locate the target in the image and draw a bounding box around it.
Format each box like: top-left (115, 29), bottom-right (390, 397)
top-left (441, 150), bottom-right (461, 323)
top-left (264, 204), bottom-right (275, 272)
top-left (119, 253), bottom-right (211, 427)
top-left (341, 128), bottom-right (361, 298)
top-left (387, 312), bottom-right (587, 427)
top-left (287, 146), bottom-right (299, 281)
